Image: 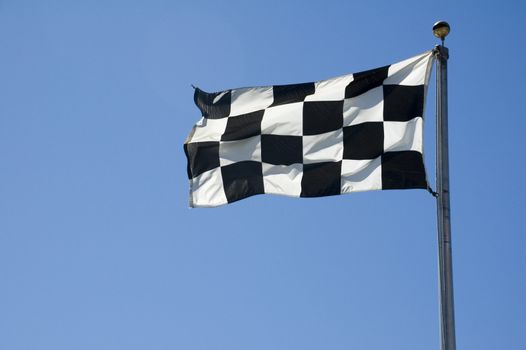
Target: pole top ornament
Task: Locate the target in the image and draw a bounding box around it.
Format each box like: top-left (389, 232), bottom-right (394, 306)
top-left (433, 21), bottom-right (450, 42)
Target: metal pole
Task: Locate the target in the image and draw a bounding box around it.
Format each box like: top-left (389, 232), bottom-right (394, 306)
top-left (433, 21), bottom-right (456, 350)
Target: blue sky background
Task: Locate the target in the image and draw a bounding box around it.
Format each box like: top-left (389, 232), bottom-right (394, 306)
top-left (1, 1), bottom-right (525, 349)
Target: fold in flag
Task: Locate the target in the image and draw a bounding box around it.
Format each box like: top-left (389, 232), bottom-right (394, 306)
top-left (184, 51), bottom-right (434, 207)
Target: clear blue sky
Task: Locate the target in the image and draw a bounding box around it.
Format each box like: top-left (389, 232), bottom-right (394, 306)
top-left (1, 1), bottom-right (525, 349)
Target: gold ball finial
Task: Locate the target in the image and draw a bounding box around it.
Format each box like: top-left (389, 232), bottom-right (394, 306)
top-left (433, 21), bottom-right (450, 41)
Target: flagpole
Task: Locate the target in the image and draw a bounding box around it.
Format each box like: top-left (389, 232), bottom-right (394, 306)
top-left (433, 21), bottom-right (456, 350)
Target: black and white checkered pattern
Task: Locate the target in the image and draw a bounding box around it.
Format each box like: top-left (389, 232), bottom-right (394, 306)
top-left (184, 51), bottom-right (434, 207)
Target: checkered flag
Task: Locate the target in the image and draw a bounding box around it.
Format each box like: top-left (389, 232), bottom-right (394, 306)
top-left (184, 51), bottom-right (434, 207)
